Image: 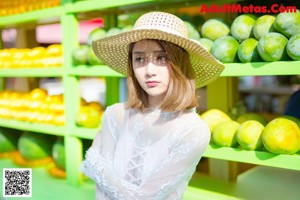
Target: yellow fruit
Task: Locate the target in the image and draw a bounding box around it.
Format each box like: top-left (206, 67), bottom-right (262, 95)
top-left (76, 106), bottom-right (102, 128)
top-left (236, 120), bottom-right (264, 150)
top-left (212, 121), bottom-right (240, 147)
top-left (262, 118), bottom-right (300, 154)
top-left (237, 112), bottom-right (268, 126)
top-left (201, 109), bottom-right (232, 132)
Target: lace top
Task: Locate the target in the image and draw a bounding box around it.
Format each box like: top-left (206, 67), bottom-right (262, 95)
top-left (80, 103), bottom-right (210, 200)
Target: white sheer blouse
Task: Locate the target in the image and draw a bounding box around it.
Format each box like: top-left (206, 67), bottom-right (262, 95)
top-left (80, 103), bottom-right (210, 200)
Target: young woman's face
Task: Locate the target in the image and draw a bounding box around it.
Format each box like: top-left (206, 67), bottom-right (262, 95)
top-left (132, 40), bottom-right (170, 106)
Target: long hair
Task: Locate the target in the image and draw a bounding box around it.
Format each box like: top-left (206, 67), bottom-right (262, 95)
top-left (126, 39), bottom-right (198, 112)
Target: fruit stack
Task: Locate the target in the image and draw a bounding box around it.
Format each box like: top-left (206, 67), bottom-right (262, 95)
top-left (200, 109), bottom-right (300, 155)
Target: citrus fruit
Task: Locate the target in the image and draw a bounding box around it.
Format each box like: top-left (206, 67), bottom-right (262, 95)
top-left (231, 14), bottom-right (257, 42)
top-left (196, 38), bottom-right (213, 52)
top-left (201, 18), bottom-right (230, 41)
top-left (18, 131), bottom-right (56, 160)
top-left (237, 112), bottom-right (268, 126)
top-left (76, 106), bottom-right (102, 128)
top-left (262, 118), bottom-right (300, 154)
top-left (236, 120), bottom-right (264, 150)
top-left (238, 38), bottom-right (262, 62)
top-left (212, 121), bottom-right (240, 147)
top-left (200, 109), bottom-right (232, 132)
top-left (52, 137), bottom-right (65, 170)
top-left (0, 127), bottom-right (22, 153)
top-left (184, 21), bottom-right (201, 40)
top-left (87, 46), bottom-right (103, 65)
top-left (257, 32), bottom-right (289, 62)
top-left (87, 28), bottom-right (106, 46)
top-left (211, 36), bottom-right (239, 63)
top-left (121, 25), bottom-right (134, 32)
top-left (72, 45), bottom-right (89, 65)
top-left (274, 11), bottom-right (300, 38)
top-left (286, 33), bottom-right (300, 61)
top-left (106, 27), bottom-right (122, 37)
top-left (281, 115), bottom-right (300, 129)
top-left (253, 15), bottom-right (276, 40)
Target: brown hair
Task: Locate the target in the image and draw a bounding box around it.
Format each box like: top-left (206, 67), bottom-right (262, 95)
top-left (126, 39), bottom-right (198, 112)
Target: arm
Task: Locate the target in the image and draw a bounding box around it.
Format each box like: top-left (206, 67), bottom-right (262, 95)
top-left (81, 123), bottom-right (210, 200)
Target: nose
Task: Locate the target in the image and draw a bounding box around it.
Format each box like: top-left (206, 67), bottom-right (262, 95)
top-left (145, 62), bottom-right (156, 77)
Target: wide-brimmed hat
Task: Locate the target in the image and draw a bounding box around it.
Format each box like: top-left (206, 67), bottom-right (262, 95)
top-left (92, 11), bottom-right (224, 88)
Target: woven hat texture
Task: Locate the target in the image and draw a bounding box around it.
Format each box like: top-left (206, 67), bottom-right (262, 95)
top-left (92, 11), bottom-right (224, 88)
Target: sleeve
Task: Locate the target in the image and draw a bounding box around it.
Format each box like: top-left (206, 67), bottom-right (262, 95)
top-left (81, 122), bottom-right (210, 200)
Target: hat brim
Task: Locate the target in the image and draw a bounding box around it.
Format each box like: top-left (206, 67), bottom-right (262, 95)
top-left (92, 29), bottom-right (224, 88)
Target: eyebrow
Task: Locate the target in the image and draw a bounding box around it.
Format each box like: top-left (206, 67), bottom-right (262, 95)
top-left (132, 50), bottom-right (166, 54)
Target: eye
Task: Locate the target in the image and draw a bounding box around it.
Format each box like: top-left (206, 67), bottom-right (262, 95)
top-left (134, 56), bottom-right (146, 63)
top-left (156, 54), bottom-right (167, 63)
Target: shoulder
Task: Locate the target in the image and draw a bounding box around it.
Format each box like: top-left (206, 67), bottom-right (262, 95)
top-left (105, 102), bottom-right (128, 125)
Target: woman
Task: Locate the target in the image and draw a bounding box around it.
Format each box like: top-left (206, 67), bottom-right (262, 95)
top-left (80, 11), bottom-right (224, 199)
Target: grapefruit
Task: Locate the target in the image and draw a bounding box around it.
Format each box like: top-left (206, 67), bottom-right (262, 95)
top-left (238, 38), bottom-right (262, 62)
top-left (200, 109), bottom-right (232, 132)
top-left (262, 118), bottom-right (300, 154)
top-left (196, 38), bottom-right (213, 52)
top-left (237, 112), bottom-right (268, 126)
top-left (236, 120), bottom-right (264, 150)
top-left (201, 19), bottom-right (230, 41)
top-left (212, 121), bottom-right (240, 147)
top-left (231, 14), bottom-right (257, 42)
top-left (211, 36), bottom-right (239, 63)
top-left (253, 15), bottom-right (276, 40)
top-left (286, 33), bottom-right (300, 61)
top-left (257, 32), bottom-right (289, 62)
top-left (274, 11), bottom-right (300, 38)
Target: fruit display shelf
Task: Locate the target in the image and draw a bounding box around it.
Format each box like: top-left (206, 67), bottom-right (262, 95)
top-left (203, 144), bottom-right (300, 171)
top-left (68, 65), bottom-right (123, 77)
top-left (0, 67), bottom-right (64, 77)
top-left (0, 6), bottom-right (62, 28)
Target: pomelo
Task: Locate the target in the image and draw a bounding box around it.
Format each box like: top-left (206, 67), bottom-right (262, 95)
top-left (18, 131), bottom-right (56, 160)
top-left (184, 21), bottom-right (201, 40)
top-left (212, 121), bottom-right (240, 147)
top-left (87, 28), bottom-right (106, 46)
top-left (286, 33), bottom-right (300, 61)
top-left (200, 109), bottom-right (232, 132)
top-left (281, 115), bottom-right (300, 129)
top-left (201, 18), bottom-right (230, 41)
top-left (0, 127), bottom-right (22, 153)
top-left (253, 15), bottom-right (275, 40)
top-left (262, 118), bottom-right (300, 154)
top-left (237, 112), bottom-right (268, 126)
top-left (236, 120), bottom-right (264, 150)
top-left (211, 36), bottom-right (239, 63)
top-left (257, 32), bottom-right (289, 61)
top-left (52, 137), bottom-right (65, 170)
top-left (231, 14), bottom-right (257, 42)
top-left (196, 38), bottom-right (213, 52)
top-left (274, 12), bottom-right (300, 38)
top-left (238, 38), bottom-right (262, 62)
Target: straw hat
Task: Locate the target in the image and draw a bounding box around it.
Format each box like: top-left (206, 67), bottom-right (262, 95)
top-left (92, 11), bottom-right (224, 88)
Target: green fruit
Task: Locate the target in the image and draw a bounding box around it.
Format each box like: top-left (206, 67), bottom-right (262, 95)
top-left (257, 32), bottom-right (289, 61)
top-left (253, 15), bottom-right (276, 40)
top-left (76, 106), bottom-right (102, 128)
top-left (87, 46), bottom-right (103, 65)
top-left (106, 27), bottom-right (122, 37)
top-left (238, 38), bottom-right (262, 63)
top-left (72, 45), bottom-right (89, 65)
top-left (237, 112), bottom-right (268, 126)
top-left (121, 25), bottom-right (134, 32)
top-left (262, 118), bottom-right (300, 154)
top-left (286, 33), bottom-right (300, 61)
top-left (281, 115), bottom-right (300, 129)
top-left (231, 14), bottom-right (257, 42)
top-left (87, 28), bottom-right (106, 46)
top-left (0, 127), bottom-right (22, 153)
top-left (200, 109), bottom-right (232, 132)
top-left (184, 21), bottom-right (201, 40)
top-left (212, 121), bottom-right (240, 147)
top-left (201, 19), bottom-right (230, 41)
top-left (236, 120), bottom-right (264, 150)
top-left (211, 36), bottom-right (239, 63)
top-left (196, 38), bottom-right (213, 52)
top-left (18, 132), bottom-right (56, 160)
top-left (52, 137), bottom-right (65, 170)
top-left (274, 12), bottom-right (300, 38)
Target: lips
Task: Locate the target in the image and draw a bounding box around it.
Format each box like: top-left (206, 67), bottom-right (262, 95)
top-left (146, 81), bottom-right (159, 87)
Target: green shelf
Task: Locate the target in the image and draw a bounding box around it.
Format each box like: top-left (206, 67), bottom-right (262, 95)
top-left (0, 7), bottom-right (62, 28)
top-left (221, 61), bottom-right (300, 76)
top-left (0, 119), bottom-right (66, 136)
top-left (203, 144), bottom-right (300, 171)
top-left (68, 65), bottom-right (124, 77)
top-left (0, 67), bottom-right (64, 77)
top-left (69, 126), bottom-right (99, 139)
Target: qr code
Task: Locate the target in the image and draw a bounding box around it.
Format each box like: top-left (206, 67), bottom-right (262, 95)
top-left (2, 168), bottom-right (32, 198)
